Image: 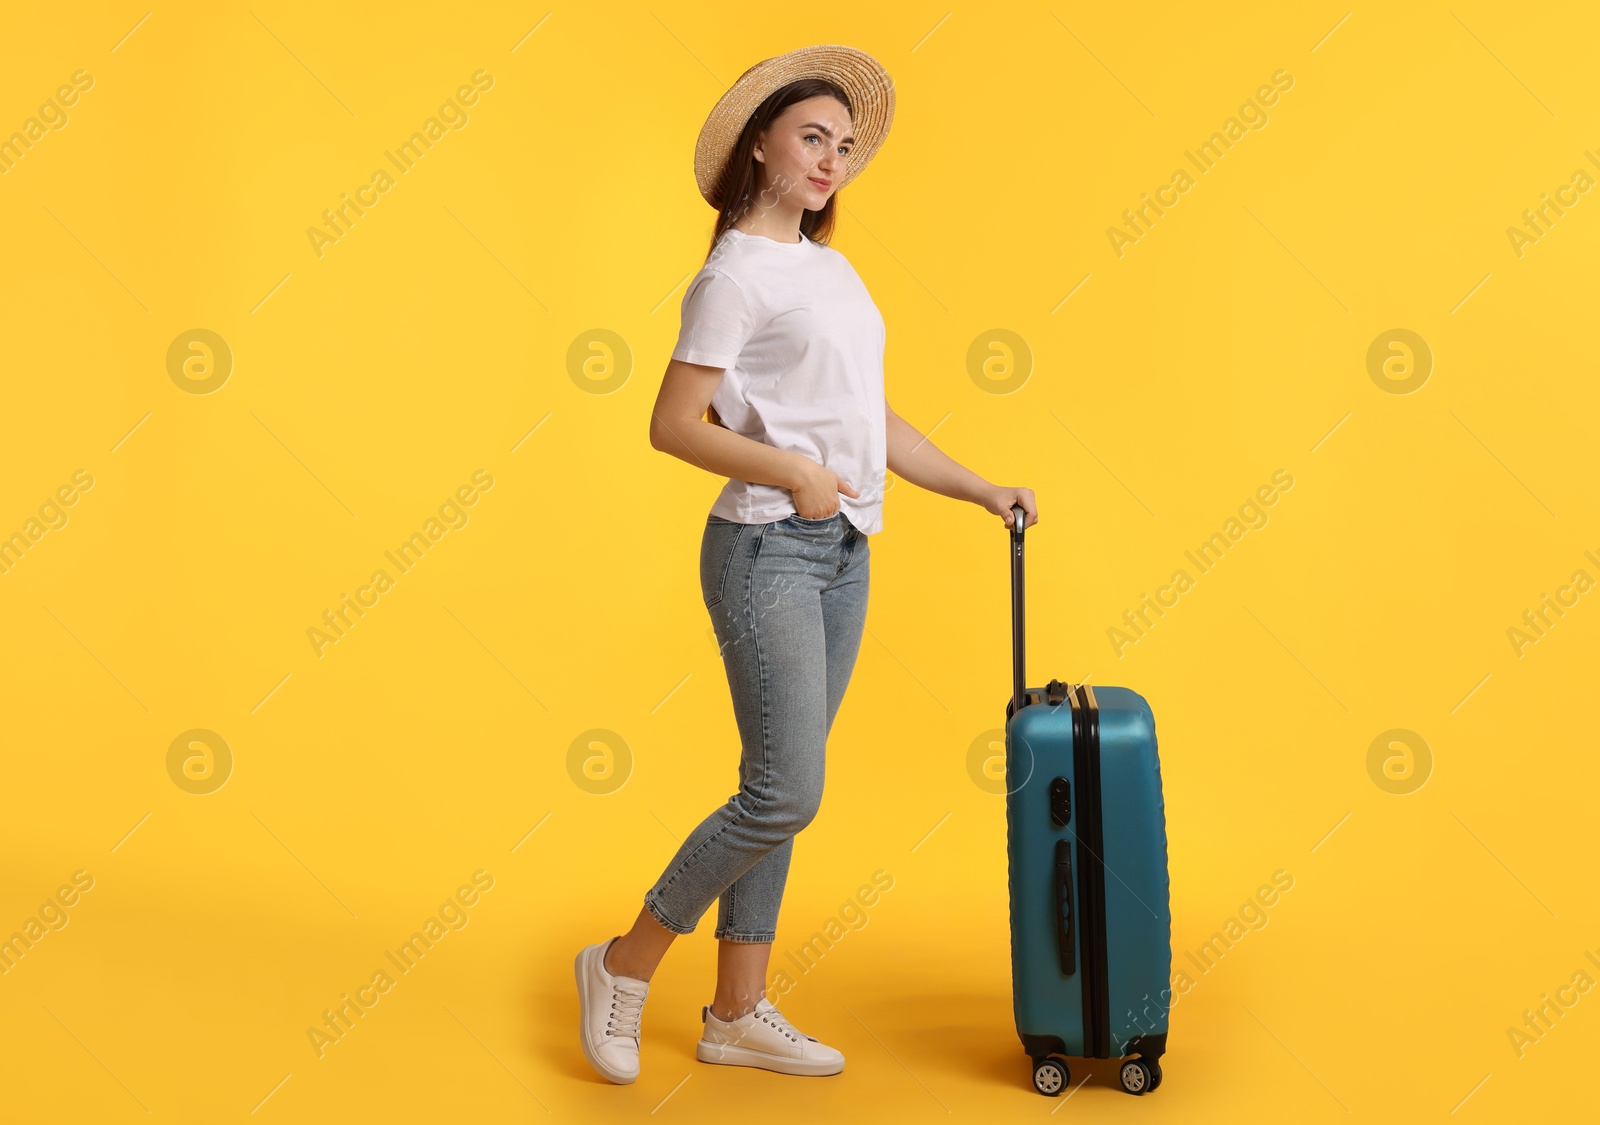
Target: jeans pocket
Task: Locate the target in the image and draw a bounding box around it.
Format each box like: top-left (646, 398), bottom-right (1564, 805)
top-left (779, 512), bottom-right (838, 530)
top-left (700, 520), bottom-right (746, 608)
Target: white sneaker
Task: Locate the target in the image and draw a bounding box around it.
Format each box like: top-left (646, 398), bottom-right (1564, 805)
top-left (695, 997), bottom-right (845, 1076)
top-left (574, 936), bottom-right (650, 1084)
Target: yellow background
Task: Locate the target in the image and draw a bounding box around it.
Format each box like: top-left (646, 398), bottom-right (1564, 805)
top-left (2, 1), bottom-right (1596, 1121)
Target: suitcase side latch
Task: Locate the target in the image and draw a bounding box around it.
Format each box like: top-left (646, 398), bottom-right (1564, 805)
top-left (1049, 776), bottom-right (1071, 827)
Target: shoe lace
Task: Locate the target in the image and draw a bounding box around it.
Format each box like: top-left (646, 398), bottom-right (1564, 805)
top-left (757, 1005), bottom-right (803, 1043)
top-left (608, 985), bottom-right (646, 1040)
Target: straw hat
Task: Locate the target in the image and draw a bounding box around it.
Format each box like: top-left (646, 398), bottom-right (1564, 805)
top-left (693, 44), bottom-right (896, 209)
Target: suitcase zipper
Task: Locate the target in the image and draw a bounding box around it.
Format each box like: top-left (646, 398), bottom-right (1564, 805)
top-left (1070, 683), bottom-right (1111, 1058)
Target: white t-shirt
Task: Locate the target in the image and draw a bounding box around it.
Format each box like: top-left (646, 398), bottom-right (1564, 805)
top-left (671, 226), bottom-right (887, 535)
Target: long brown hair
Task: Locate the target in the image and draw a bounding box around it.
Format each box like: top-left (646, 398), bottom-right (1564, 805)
top-left (700, 78), bottom-right (852, 430)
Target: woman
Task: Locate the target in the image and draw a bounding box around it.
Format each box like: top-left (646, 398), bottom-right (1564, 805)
top-left (575, 44), bottom-right (1038, 1084)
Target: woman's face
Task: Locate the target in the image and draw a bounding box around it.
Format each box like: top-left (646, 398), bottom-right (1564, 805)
top-left (752, 95), bottom-right (854, 212)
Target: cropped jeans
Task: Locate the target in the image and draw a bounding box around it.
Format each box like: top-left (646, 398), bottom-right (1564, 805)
top-left (643, 510), bottom-right (870, 943)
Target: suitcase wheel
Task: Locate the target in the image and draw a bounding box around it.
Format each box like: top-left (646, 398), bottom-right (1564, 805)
top-left (1119, 1057), bottom-right (1156, 1095)
top-left (1031, 1057), bottom-right (1069, 1096)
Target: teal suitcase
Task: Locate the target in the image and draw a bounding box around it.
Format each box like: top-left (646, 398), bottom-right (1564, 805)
top-left (1003, 505), bottom-right (1172, 1096)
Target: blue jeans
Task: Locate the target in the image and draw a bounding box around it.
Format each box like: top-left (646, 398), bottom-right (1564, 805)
top-left (643, 511), bottom-right (871, 943)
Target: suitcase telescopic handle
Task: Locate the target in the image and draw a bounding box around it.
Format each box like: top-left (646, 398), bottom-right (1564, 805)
top-left (1010, 503), bottom-right (1027, 716)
